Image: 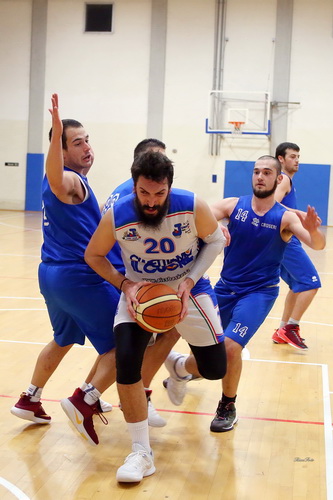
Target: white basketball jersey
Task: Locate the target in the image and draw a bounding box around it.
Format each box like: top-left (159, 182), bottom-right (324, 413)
top-left (111, 188), bottom-right (199, 290)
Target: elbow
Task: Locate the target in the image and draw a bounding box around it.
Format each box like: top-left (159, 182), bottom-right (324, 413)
top-left (84, 248), bottom-right (91, 266)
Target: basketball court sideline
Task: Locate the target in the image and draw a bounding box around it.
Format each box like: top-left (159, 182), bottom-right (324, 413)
top-left (0, 211), bottom-right (332, 500)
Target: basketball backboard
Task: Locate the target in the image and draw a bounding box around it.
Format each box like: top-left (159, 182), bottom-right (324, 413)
top-left (206, 90), bottom-right (270, 136)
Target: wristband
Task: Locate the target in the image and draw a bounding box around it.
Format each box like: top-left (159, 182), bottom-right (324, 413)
top-left (119, 277), bottom-right (129, 291)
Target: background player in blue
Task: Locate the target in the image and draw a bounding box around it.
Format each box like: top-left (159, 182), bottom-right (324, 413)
top-left (11, 94), bottom-right (119, 446)
top-left (210, 155), bottom-right (325, 433)
top-left (84, 151), bottom-right (227, 482)
top-left (103, 138), bottom-right (181, 427)
top-left (272, 142), bottom-right (322, 349)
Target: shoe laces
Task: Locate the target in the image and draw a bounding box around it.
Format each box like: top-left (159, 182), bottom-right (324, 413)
top-left (125, 449), bottom-right (151, 467)
top-left (287, 325), bottom-right (306, 344)
top-left (216, 401), bottom-right (235, 419)
top-left (93, 402), bottom-right (108, 425)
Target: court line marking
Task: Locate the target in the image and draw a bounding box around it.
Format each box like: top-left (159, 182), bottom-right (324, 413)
top-left (0, 221), bottom-right (39, 231)
top-left (322, 362), bottom-right (333, 500)
top-left (0, 477), bottom-right (30, 500)
top-left (0, 339), bottom-right (93, 349)
top-left (0, 296), bottom-right (43, 300)
top-left (2, 357), bottom-right (332, 498)
top-left (246, 358), bottom-right (333, 500)
top-left (1, 336), bottom-right (332, 495)
top-left (0, 254), bottom-right (40, 258)
top-left (0, 393), bottom-right (327, 426)
top-left (2, 302), bottom-right (333, 329)
top-left (0, 309), bottom-right (46, 311)
top-left (2, 298), bottom-right (333, 328)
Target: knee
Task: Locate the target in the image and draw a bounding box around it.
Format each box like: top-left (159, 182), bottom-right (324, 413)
top-left (169, 327), bottom-right (181, 342)
top-left (199, 364), bottom-right (226, 380)
top-left (116, 348), bottom-right (142, 384)
top-left (159, 328), bottom-right (180, 346)
top-left (225, 337), bottom-right (243, 362)
top-left (116, 362), bottom-right (141, 385)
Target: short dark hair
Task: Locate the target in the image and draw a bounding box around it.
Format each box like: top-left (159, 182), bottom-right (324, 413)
top-left (131, 151), bottom-right (174, 188)
top-left (133, 138), bottom-right (166, 159)
top-left (275, 142), bottom-right (300, 159)
top-left (256, 155), bottom-right (282, 175)
top-left (48, 119), bottom-right (83, 150)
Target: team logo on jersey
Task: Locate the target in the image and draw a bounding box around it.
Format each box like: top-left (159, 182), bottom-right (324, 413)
top-left (130, 249), bottom-right (194, 274)
top-left (261, 222), bottom-right (277, 230)
top-left (251, 217), bottom-right (260, 227)
top-left (172, 221), bottom-right (191, 237)
top-left (122, 228), bottom-right (141, 241)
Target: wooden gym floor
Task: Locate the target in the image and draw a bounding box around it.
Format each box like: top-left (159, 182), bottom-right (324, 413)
top-left (0, 210), bottom-right (332, 500)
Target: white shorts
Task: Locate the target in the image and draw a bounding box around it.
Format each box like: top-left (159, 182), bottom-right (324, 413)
top-left (114, 284), bottom-right (223, 347)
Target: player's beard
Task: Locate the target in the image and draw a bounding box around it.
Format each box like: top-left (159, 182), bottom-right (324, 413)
top-left (134, 195), bottom-right (170, 229)
top-left (253, 178), bottom-right (278, 199)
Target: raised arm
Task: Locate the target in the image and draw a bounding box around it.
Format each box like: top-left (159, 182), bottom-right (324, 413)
top-left (274, 174), bottom-right (290, 203)
top-left (46, 94), bottom-right (83, 201)
top-left (282, 205), bottom-right (326, 250)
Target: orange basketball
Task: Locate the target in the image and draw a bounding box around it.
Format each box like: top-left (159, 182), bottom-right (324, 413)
top-left (134, 283), bottom-right (182, 333)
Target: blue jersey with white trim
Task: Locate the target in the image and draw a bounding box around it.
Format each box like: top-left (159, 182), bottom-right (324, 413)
top-left (112, 188), bottom-right (200, 289)
top-left (220, 195), bottom-right (287, 293)
top-left (102, 178), bottom-right (134, 272)
top-left (41, 167), bottom-right (101, 264)
top-left (281, 172), bottom-right (297, 209)
top-left (102, 178), bottom-right (134, 216)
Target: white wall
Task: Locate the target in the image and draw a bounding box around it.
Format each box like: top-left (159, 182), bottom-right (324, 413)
top-left (0, 0), bottom-right (333, 221)
top-left (0, 0), bottom-right (31, 210)
top-left (289, 0), bottom-right (333, 223)
top-left (44, 0), bottom-right (153, 204)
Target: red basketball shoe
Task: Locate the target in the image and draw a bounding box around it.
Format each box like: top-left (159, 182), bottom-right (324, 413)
top-left (11, 392), bottom-right (51, 424)
top-left (277, 324), bottom-right (308, 350)
top-left (272, 328), bottom-right (287, 344)
top-left (61, 388), bottom-right (107, 446)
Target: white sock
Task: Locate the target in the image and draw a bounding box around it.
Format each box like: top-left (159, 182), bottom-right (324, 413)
top-left (80, 382), bottom-right (89, 391)
top-left (288, 318), bottom-right (299, 326)
top-left (26, 384), bottom-right (42, 402)
top-left (127, 419), bottom-right (151, 452)
top-left (279, 321), bottom-right (287, 329)
top-left (174, 355), bottom-right (190, 378)
top-left (83, 383), bottom-right (101, 406)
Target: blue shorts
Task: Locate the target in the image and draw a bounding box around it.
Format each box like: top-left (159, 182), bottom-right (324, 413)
top-left (281, 236), bottom-right (321, 292)
top-left (214, 279), bottom-right (279, 348)
top-left (38, 262), bottom-right (120, 354)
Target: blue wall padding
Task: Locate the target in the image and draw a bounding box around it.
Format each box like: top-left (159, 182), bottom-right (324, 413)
top-left (25, 153), bottom-right (44, 211)
top-left (224, 160), bottom-right (330, 225)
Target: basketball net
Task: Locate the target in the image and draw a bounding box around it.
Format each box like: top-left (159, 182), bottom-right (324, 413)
top-left (229, 121), bottom-right (245, 136)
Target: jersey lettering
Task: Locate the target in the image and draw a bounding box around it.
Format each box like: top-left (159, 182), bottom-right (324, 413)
top-left (232, 322), bottom-right (248, 338)
top-left (145, 237), bottom-right (175, 254)
top-left (235, 209), bottom-right (249, 222)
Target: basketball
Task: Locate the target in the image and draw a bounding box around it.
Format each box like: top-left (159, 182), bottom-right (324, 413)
top-left (134, 283), bottom-right (182, 333)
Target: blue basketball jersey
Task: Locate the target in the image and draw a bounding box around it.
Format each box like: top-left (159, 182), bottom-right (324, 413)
top-left (41, 167), bottom-right (101, 263)
top-left (102, 178), bottom-right (134, 216)
top-left (102, 178), bottom-right (134, 272)
top-left (219, 195), bottom-right (287, 293)
top-left (279, 172), bottom-right (321, 291)
top-left (281, 172), bottom-right (297, 209)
